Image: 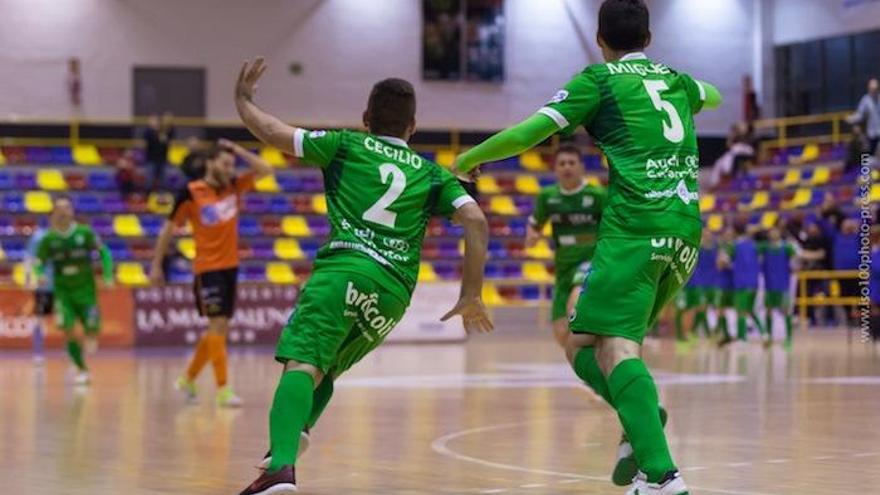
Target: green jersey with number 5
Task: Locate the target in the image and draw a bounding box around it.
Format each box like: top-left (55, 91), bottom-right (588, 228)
top-left (538, 52), bottom-right (708, 245)
top-left (292, 129), bottom-right (474, 304)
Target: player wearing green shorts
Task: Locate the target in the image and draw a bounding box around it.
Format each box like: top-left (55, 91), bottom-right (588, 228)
top-left (454, 2), bottom-right (721, 492)
top-left (527, 145), bottom-right (605, 347)
top-left (233, 59), bottom-right (492, 495)
top-left (35, 196), bottom-right (114, 386)
top-left (759, 225), bottom-right (797, 348)
top-left (726, 223), bottom-right (766, 343)
top-left (674, 229), bottom-right (718, 343)
top-left (714, 227), bottom-right (736, 344)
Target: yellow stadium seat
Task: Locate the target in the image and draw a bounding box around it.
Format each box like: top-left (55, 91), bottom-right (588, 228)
top-left (515, 175), bottom-right (541, 194)
top-left (147, 192), bottom-right (174, 215)
top-left (489, 196), bottom-right (518, 215)
top-left (255, 174), bottom-right (280, 193)
top-left (523, 262), bottom-right (553, 282)
top-left (760, 211), bottom-right (779, 229)
top-left (177, 238), bottom-right (195, 260)
top-left (168, 144), bottom-right (189, 166)
top-left (24, 191), bottom-right (53, 213)
top-left (266, 262), bottom-right (297, 284)
top-left (0, 245), bottom-right (5, 261)
top-left (790, 188), bottom-right (812, 208)
top-left (749, 191), bottom-right (769, 210)
top-left (699, 194), bottom-right (716, 213)
top-left (281, 216), bottom-right (311, 237)
top-left (600, 154), bottom-right (609, 169)
top-left (435, 149), bottom-right (455, 167)
top-left (418, 262), bottom-right (438, 282)
top-left (312, 194), bottom-right (327, 214)
top-left (260, 147), bottom-right (287, 167)
top-left (811, 166), bottom-right (830, 185)
top-left (117, 262), bottom-right (148, 286)
top-left (585, 176), bottom-right (601, 186)
top-left (113, 215), bottom-right (144, 237)
top-left (482, 283), bottom-right (504, 305)
top-left (274, 239), bottom-right (305, 260)
top-left (794, 144), bottom-right (819, 164)
top-left (525, 239), bottom-right (553, 260)
top-left (72, 144), bottom-right (101, 166)
top-left (13, 263), bottom-right (27, 286)
top-left (0, 148), bottom-right (6, 165)
top-left (873, 169), bottom-right (879, 181)
top-left (477, 176), bottom-right (500, 194)
top-left (520, 151), bottom-right (545, 171)
top-left (707, 214), bottom-right (724, 232)
top-left (36, 169), bottom-right (67, 191)
top-left (781, 169), bottom-right (801, 187)
top-left (871, 184), bottom-right (880, 203)
top-left (542, 223), bottom-right (552, 236)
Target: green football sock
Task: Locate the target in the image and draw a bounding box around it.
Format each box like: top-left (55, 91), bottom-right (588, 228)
top-left (608, 358), bottom-right (675, 484)
top-left (750, 312), bottom-right (766, 337)
top-left (268, 370), bottom-right (314, 472)
top-left (716, 312), bottom-right (729, 338)
top-left (693, 310), bottom-right (708, 337)
top-left (674, 310), bottom-right (685, 341)
top-left (307, 378), bottom-right (335, 429)
top-left (784, 313), bottom-right (792, 343)
top-left (572, 347), bottom-right (613, 405)
top-left (765, 312), bottom-right (773, 339)
top-left (737, 314), bottom-right (748, 340)
top-left (66, 340), bottom-right (86, 371)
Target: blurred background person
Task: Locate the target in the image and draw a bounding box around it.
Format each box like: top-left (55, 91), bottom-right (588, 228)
top-left (143, 112), bottom-right (175, 192)
top-left (848, 77), bottom-right (879, 156)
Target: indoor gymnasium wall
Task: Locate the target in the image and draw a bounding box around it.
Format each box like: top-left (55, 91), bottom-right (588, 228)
top-left (0, 0), bottom-right (763, 133)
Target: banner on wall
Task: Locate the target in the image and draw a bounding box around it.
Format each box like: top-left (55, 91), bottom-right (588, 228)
top-left (132, 284), bottom-right (299, 346)
top-left (0, 287), bottom-right (134, 349)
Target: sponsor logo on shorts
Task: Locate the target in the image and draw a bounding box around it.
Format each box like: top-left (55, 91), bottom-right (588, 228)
top-left (644, 179), bottom-right (699, 205)
top-left (345, 281), bottom-right (397, 341)
top-left (650, 237), bottom-right (699, 283)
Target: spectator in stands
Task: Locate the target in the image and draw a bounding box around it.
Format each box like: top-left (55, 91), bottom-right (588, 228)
top-left (848, 77), bottom-right (879, 156)
top-left (709, 121), bottom-right (755, 189)
top-left (831, 218), bottom-right (860, 327)
top-left (114, 150), bottom-right (140, 199)
top-left (144, 112), bottom-right (175, 192)
top-left (818, 192), bottom-right (845, 233)
top-left (871, 225), bottom-right (880, 341)
top-left (845, 123), bottom-right (872, 172)
top-left (798, 220), bottom-right (830, 326)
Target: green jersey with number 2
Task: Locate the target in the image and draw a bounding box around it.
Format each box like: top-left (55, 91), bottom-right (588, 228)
top-left (538, 53), bottom-right (708, 245)
top-left (292, 129), bottom-right (474, 304)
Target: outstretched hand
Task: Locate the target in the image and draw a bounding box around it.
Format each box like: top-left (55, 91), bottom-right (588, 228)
top-left (441, 297), bottom-right (494, 334)
top-left (236, 57), bottom-right (268, 101)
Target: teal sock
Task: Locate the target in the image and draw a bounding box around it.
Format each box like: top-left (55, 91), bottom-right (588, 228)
top-left (608, 358), bottom-right (675, 483)
top-left (737, 314), bottom-right (747, 340)
top-left (784, 313), bottom-right (792, 343)
top-left (693, 310), bottom-right (708, 337)
top-left (66, 340), bottom-right (86, 371)
top-left (572, 347), bottom-right (613, 406)
top-left (268, 370), bottom-right (314, 472)
top-left (307, 378), bottom-right (334, 429)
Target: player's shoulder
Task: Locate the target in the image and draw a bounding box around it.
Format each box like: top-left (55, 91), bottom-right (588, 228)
top-left (538, 184), bottom-right (559, 197)
top-left (583, 183), bottom-right (606, 195)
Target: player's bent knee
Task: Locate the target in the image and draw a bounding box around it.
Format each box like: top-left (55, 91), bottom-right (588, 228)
top-left (283, 360), bottom-right (324, 386)
top-left (595, 337), bottom-right (640, 375)
top-left (564, 332), bottom-right (597, 363)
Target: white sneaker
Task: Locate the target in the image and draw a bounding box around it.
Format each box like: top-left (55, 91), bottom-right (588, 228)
top-left (174, 376), bottom-right (198, 402)
top-left (216, 386), bottom-right (244, 408)
top-left (257, 430), bottom-right (311, 470)
top-left (626, 470), bottom-right (689, 495)
top-left (73, 371), bottom-right (91, 386)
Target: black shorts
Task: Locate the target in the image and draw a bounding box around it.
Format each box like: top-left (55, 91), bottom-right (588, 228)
top-left (193, 268), bottom-right (238, 318)
top-left (33, 290), bottom-right (54, 316)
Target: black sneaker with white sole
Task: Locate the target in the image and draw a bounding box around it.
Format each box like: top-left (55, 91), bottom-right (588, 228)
top-left (239, 465), bottom-right (297, 495)
top-left (256, 429), bottom-right (311, 471)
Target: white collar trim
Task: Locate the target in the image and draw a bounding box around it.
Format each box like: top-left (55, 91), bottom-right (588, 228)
top-left (619, 52), bottom-right (648, 61)
top-left (377, 135), bottom-right (409, 148)
top-left (559, 182), bottom-right (586, 195)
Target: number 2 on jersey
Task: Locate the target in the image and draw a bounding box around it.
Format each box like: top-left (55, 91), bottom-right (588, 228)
top-left (362, 163), bottom-right (406, 228)
top-left (643, 80), bottom-right (684, 143)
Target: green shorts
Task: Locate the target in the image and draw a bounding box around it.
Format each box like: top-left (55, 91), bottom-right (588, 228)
top-left (275, 269), bottom-right (408, 377)
top-left (551, 261), bottom-right (591, 321)
top-left (734, 289), bottom-right (757, 312)
top-left (717, 289), bottom-right (734, 307)
top-left (570, 236), bottom-right (699, 344)
top-left (677, 287), bottom-right (702, 310)
top-left (764, 290), bottom-right (789, 309)
top-left (55, 291), bottom-right (100, 335)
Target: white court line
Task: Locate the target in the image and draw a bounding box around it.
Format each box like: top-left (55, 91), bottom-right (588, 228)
top-left (430, 421), bottom-right (779, 495)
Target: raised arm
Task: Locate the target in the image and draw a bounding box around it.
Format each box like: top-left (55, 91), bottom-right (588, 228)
top-left (234, 57), bottom-right (299, 155)
top-left (149, 221), bottom-right (175, 286)
top-left (453, 113), bottom-right (559, 175)
top-left (219, 138), bottom-right (273, 180)
top-left (441, 202), bottom-right (493, 333)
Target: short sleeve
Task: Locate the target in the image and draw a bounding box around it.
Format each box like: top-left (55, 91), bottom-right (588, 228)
top-left (169, 188), bottom-right (193, 227)
top-left (83, 226), bottom-right (100, 249)
top-left (292, 129), bottom-right (343, 168)
top-left (434, 168), bottom-right (476, 218)
top-left (530, 190), bottom-right (548, 228)
top-left (537, 71), bottom-right (601, 136)
top-left (35, 236), bottom-right (49, 262)
top-left (680, 74), bottom-right (706, 114)
top-left (234, 172), bottom-right (256, 194)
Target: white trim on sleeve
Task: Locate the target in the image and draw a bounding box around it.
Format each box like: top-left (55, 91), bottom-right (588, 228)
top-left (538, 107), bottom-right (570, 130)
top-left (452, 195), bottom-right (477, 209)
top-left (293, 128), bottom-right (306, 158)
top-left (696, 81), bottom-right (707, 101)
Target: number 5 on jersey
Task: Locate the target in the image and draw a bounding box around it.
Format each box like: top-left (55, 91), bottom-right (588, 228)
top-left (362, 163), bottom-right (406, 228)
top-left (643, 80), bottom-right (684, 143)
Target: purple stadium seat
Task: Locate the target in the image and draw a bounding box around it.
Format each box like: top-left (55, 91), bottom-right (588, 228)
top-left (299, 175), bottom-right (323, 193)
top-left (299, 239), bottom-right (320, 258)
top-left (106, 239), bottom-right (133, 261)
top-left (90, 217), bottom-right (114, 237)
top-left (102, 194), bottom-right (126, 213)
top-left (520, 285), bottom-right (541, 300)
top-left (3, 193), bottom-right (25, 213)
top-left (50, 147), bottom-right (74, 165)
top-left (0, 217), bottom-right (13, 236)
top-left (87, 171), bottom-right (115, 191)
top-left (73, 193), bottom-right (102, 213)
top-left (239, 216), bottom-right (261, 237)
top-left (241, 264), bottom-right (267, 282)
top-left (0, 171), bottom-right (12, 190)
top-left (269, 196), bottom-right (293, 214)
top-left (508, 218), bottom-right (527, 237)
top-left (141, 216), bottom-right (163, 236)
top-left (15, 172), bottom-right (37, 190)
top-left (276, 174), bottom-right (300, 193)
top-left (306, 217), bottom-right (330, 236)
top-left (2, 239), bottom-right (27, 261)
top-left (244, 195), bottom-right (269, 214)
top-left (250, 239), bottom-right (274, 259)
top-left (484, 263), bottom-right (501, 279)
top-left (538, 176), bottom-right (555, 188)
top-left (502, 263), bottom-right (522, 278)
top-left (513, 196), bottom-right (534, 213)
top-left (24, 147), bottom-right (53, 164)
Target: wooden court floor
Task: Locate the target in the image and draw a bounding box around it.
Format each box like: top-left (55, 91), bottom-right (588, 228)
top-left (1, 331), bottom-right (878, 494)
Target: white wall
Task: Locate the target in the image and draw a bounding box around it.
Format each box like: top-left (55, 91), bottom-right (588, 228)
top-left (0, 0), bottom-right (758, 133)
top-left (772, 0), bottom-right (880, 45)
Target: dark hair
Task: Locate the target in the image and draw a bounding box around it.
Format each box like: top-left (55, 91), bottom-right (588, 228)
top-left (182, 143), bottom-right (227, 181)
top-left (555, 144), bottom-right (583, 160)
top-left (733, 222), bottom-right (748, 236)
top-left (53, 194), bottom-right (72, 206)
top-left (598, 0), bottom-right (650, 51)
top-left (365, 78), bottom-right (416, 138)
